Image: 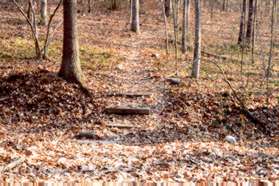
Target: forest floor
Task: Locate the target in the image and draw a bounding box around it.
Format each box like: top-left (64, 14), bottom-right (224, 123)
top-left (0, 0), bottom-right (279, 183)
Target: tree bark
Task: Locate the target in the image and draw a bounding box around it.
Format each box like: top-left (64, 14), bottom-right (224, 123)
top-left (131, 0), bottom-right (140, 33)
top-left (266, 0), bottom-right (277, 78)
top-left (58, 0), bottom-right (84, 84)
top-left (165, 0), bottom-right (172, 17)
top-left (162, 0), bottom-right (169, 54)
top-left (182, 0), bottom-right (190, 53)
top-left (40, 0), bottom-right (48, 26)
top-left (246, 0), bottom-right (254, 45)
top-left (191, 0), bottom-right (201, 79)
top-left (238, 0), bottom-right (246, 45)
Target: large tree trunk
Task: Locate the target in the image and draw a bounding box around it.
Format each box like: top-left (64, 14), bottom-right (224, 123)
top-left (191, 0), bottom-right (201, 79)
top-left (182, 0), bottom-right (190, 53)
top-left (59, 0), bottom-right (84, 84)
top-left (131, 0), bottom-right (140, 33)
top-left (40, 0), bottom-right (47, 26)
top-left (246, 0), bottom-right (254, 45)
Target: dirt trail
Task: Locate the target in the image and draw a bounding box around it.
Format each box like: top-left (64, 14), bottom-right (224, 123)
top-left (102, 30), bottom-right (166, 137)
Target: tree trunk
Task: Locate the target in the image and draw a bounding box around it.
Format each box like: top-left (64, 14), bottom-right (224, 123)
top-left (182, 0), bottom-right (190, 53)
top-left (162, 0), bottom-right (169, 54)
top-left (27, 1), bottom-right (32, 20)
top-left (88, 0), bottom-right (91, 13)
top-left (165, 0), bottom-right (172, 17)
top-left (172, 0), bottom-right (179, 62)
top-left (29, 0), bottom-right (41, 58)
top-left (222, 0), bottom-right (229, 11)
top-left (191, 0), bottom-right (201, 79)
top-left (59, 0), bottom-right (84, 84)
top-left (238, 0), bottom-right (246, 45)
top-left (251, 0), bottom-right (257, 63)
top-left (222, 0), bottom-right (226, 11)
top-left (246, 0), bottom-right (254, 45)
top-left (131, 0), bottom-right (140, 33)
top-left (266, 0), bottom-right (277, 78)
top-left (40, 0), bottom-right (47, 26)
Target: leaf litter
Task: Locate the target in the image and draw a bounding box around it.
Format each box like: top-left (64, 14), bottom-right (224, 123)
top-left (0, 0), bottom-right (278, 183)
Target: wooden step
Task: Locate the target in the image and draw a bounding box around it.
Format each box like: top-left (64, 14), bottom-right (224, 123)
top-left (106, 123), bottom-right (134, 128)
top-left (107, 92), bottom-right (152, 98)
top-left (74, 131), bottom-right (103, 140)
top-left (104, 106), bottom-right (151, 115)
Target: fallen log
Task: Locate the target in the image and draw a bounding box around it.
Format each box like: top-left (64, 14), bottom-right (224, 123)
top-left (104, 106), bottom-right (151, 115)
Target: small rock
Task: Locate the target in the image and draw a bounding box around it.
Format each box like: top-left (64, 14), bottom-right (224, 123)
top-left (256, 168), bottom-right (268, 176)
top-left (80, 165), bottom-right (96, 173)
top-left (225, 135), bottom-right (237, 144)
top-left (116, 64), bottom-right (124, 71)
top-left (166, 77), bottom-right (181, 85)
top-left (212, 148), bottom-right (223, 158)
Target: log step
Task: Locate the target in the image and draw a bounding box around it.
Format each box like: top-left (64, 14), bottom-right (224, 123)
top-left (106, 123), bottom-right (134, 128)
top-left (74, 131), bottom-right (102, 140)
top-left (104, 106), bottom-right (151, 115)
top-left (107, 92), bottom-right (152, 98)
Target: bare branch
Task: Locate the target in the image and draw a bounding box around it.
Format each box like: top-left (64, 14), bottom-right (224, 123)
top-left (12, 0), bottom-right (41, 58)
top-left (43, 0), bottom-right (63, 58)
top-left (205, 57), bottom-right (269, 135)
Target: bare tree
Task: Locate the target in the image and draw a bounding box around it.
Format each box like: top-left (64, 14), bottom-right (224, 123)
top-left (13, 0), bottom-right (62, 59)
top-left (238, 0), bottom-right (247, 45)
top-left (182, 0), bottom-right (190, 53)
top-left (246, 0), bottom-right (254, 45)
top-left (164, 0), bottom-right (172, 17)
top-left (266, 0), bottom-right (277, 79)
top-left (59, 0), bottom-right (84, 84)
top-left (40, 0), bottom-right (48, 26)
top-left (131, 0), bottom-right (140, 33)
top-left (162, 0), bottom-right (169, 54)
top-left (191, 0), bottom-right (202, 79)
top-left (13, 0), bottom-right (41, 58)
top-left (172, 0), bottom-right (179, 74)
